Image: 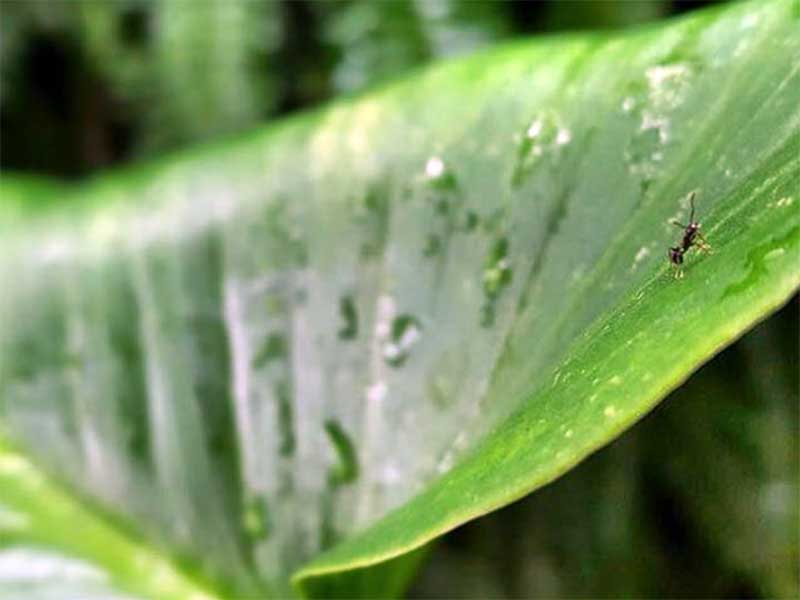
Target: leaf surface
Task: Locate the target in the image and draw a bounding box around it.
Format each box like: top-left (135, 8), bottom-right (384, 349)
top-left (1, 1), bottom-right (798, 597)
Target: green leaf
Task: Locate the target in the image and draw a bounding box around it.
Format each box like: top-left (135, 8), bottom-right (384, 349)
top-left (0, 436), bottom-right (221, 600)
top-left (410, 300), bottom-right (798, 598)
top-left (1, 0), bottom-right (799, 597)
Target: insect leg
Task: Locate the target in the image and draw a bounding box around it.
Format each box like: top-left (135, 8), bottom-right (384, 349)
top-left (669, 252), bottom-right (684, 279)
top-left (695, 232), bottom-right (712, 253)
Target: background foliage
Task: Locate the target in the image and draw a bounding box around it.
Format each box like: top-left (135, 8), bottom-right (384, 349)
top-left (1, 1), bottom-right (797, 598)
top-left (1, 0), bottom-right (707, 176)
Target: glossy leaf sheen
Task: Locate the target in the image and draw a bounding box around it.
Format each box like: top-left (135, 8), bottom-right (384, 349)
top-left (1, 1), bottom-right (799, 597)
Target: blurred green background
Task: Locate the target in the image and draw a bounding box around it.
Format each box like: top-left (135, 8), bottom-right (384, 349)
top-left (1, 1), bottom-right (797, 598)
top-left (1, 0), bottom-right (719, 178)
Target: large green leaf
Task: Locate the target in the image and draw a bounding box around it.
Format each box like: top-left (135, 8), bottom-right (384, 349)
top-left (410, 299), bottom-right (799, 598)
top-left (1, 0), bottom-right (798, 597)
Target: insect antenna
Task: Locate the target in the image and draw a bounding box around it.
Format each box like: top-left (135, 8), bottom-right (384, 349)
top-left (688, 191), bottom-right (696, 223)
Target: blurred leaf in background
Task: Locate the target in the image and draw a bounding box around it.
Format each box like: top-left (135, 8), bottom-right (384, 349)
top-left (0, 0), bottom-right (515, 173)
top-left (1, 0), bottom-right (705, 177)
top-left (78, 0), bottom-right (286, 152)
top-left (316, 0), bottom-right (510, 94)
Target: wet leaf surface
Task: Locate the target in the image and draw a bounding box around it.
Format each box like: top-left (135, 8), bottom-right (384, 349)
top-left (1, 1), bottom-right (798, 597)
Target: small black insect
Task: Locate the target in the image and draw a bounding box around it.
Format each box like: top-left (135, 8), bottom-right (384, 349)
top-left (668, 191), bottom-right (711, 278)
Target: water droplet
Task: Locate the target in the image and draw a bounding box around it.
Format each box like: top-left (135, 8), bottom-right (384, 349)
top-left (556, 128), bottom-right (572, 146)
top-left (325, 419), bottom-right (358, 487)
top-left (604, 405), bottom-right (617, 418)
top-left (626, 126), bottom-right (663, 182)
top-left (483, 241), bottom-right (512, 295)
top-left (275, 379), bottom-right (295, 457)
top-left (722, 227), bottom-right (799, 299)
top-left (645, 64), bottom-right (690, 91)
top-left (425, 156), bottom-right (445, 179)
top-left (437, 453), bottom-right (454, 474)
top-left (526, 119), bottom-right (543, 138)
top-left (511, 111), bottom-right (568, 187)
top-left (381, 462), bottom-right (402, 485)
top-left (383, 315), bottom-right (422, 367)
top-left (252, 333), bottom-right (287, 368)
top-left (242, 495), bottom-right (270, 539)
top-left (366, 381), bottom-right (387, 404)
top-left (383, 343), bottom-right (402, 362)
top-left (564, 429), bottom-right (574, 439)
top-left (631, 246), bottom-right (651, 270)
top-left (422, 157), bottom-right (459, 220)
top-left (480, 237), bottom-right (513, 327)
top-left (609, 375), bottom-right (623, 385)
top-left (624, 63), bottom-right (694, 187)
top-left (374, 294), bottom-right (395, 339)
top-left (764, 248), bottom-right (785, 261)
top-left (445, 431), bottom-right (466, 452)
top-left (424, 155), bottom-right (457, 191)
top-left (338, 295), bottom-right (358, 340)
top-left (621, 96), bottom-right (636, 113)
top-left (463, 211), bottom-right (479, 232)
top-left (776, 196), bottom-right (794, 208)
top-left (423, 233), bottom-right (442, 257)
